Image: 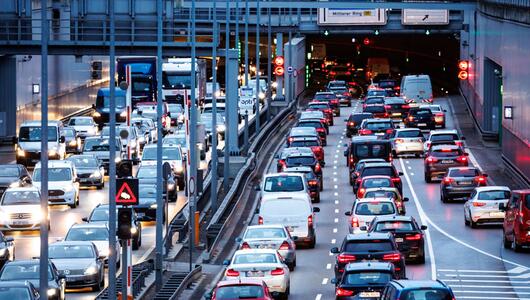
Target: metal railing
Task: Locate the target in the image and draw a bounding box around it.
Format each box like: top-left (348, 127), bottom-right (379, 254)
top-left (95, 259), bottom-right (155, 300)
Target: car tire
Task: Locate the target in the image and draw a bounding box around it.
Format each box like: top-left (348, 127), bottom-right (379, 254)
top-left (424, 172), bottom-right (432, 183)
top-left (415, 153), bottom-right (421, 158)
top-left (308, 236), bottom-right (316, 249)
top-left (470, 219), bottom-right (478, 229)
top-left (97, 181), bottom-right (104, 190)
top-left (314, 195), bottom-right (320, 203)
top-left (512, 239), bottom-right (523, 252)
top-left (503, 231), bottom-right (511, 249)
top-left (92, 281), bottom-right (102, 292)
top-left (288, 262), bottom-right (295, 271)
top-left (133, 236), bottom-right (140, 250)
top-left (440, 193), bottom-right (447, 203)
top-left (320, 179), bottom-right (324, 191)
top-left (464, 212), bottom-right (470, 226)
top-left (348, 102), bottom-right (352, 107)
top-left (200, 150), bottom-right (206, 161)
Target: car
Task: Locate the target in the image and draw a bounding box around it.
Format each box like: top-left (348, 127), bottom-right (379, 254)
top-left (500, 189), bottom-right (530, 251)
top-left (16, 120), bottom-right (66, 165)
top-left (276, 147), bottom-right (315, 172)
top-left (365, 88), bottom-right (387, 98)
top-left (331, 233), bottom-right (406, 279)
top-left (424, 145), bottom-right (469, 182)
top-left (344, 137), bottom-right (391, 169)
top-left (136, 165), bottom-right (177, 201)
top-left (61, 127), bottom-right (82, 154)
top-left (132, 117), bottom-right (157, 144)
top-left (313, 92), bottom-right (340, 116)
top-left (295, 120), bottom-right (327, 146)
top-left (353, 162), bottom-right (403, 195)
top-left (83, 204), bottom-right (142, 250)
top-left (356, 176), bottom-right (397, 198)
top-left (345, 198), bottom-right (398, 234)
top-left (258, 194), bottom-right (320, 248)
top-left (327, 80), bottom-right (347, 90)
top-left (0, 164), bottom-right (32, 196)
top-left (92, 87), bottom-right (127, 126)
top-left (141, 144), bottom-right (186, 192)
top-left (134, 183), bottom-right (167, 221)
top-left (348, 158), bottom-right (386, 186)
top-left (237, 225), bottom-right (297, 270)
top-left (345, 113), bottom-right (373, 137)
top-left (167, 103), bottom-right (185, 127)
top-left (420, 104), bottom-right (446, 128)
top-left (101, 125), bottom-right (141, 163)
top-left (358, 119), bottom-right (395, 139)
top-left (362, 97), bottom-right (385, 110)
top-left (0, 259), bottom-right (66, 300)
top-left (300, 110), bottom-right (329, 132)
top-left (464, 186), bottom-right (511, 228)
top-left (67, 116), bottom-right (98, 139)
top-left (389, 128), bottom-right (425, 157)
top-left (201, 112), bottom-right (226, 141)
top-left (404, 107), bottom-right (436, 130)
top-left (82, 136), bottom-right (125, 172)
top-left (205, 278), bottom-right (276, 300)
top-left (362, 187), bottom-right (408, 215)
top-left (64, 223), bottom-right (121, 267)
top-left (384, 97), bottom-right (410, 120)
top-left (0, 187), bottom-right (48, 231)
top-left (283, 152), bottom-right (323, 187)
top-left (329, 86), bottom-right (352, 107)
top-left (307, 102), bottom-right (334, 125)
top-left (0, 281), bottom-right (41, 300)
top-left (284, 166), bottom-right (321, 202)
top-left (66, 155), bottom-right (105, 189)
top-left (287, 137), bottom-right (325, 164)
top-left (399, 74), bottom-right (433, 105)
top-left (424, 129), bottom-right (465, 152)
top-left (48, 241), bottom-right (104, 291)
top-left (259, 173), bottom-right (311, 200)
top-left (0, 231), bottom-right (14, 268)
top-left (363, 105), bottom-right (388, 119)
top-left (287, 127), bottom-right (319, 146)
top-left (163, 132), bottom-right (186, 148)
top-left (223, 249), bottom-right (290, 297)
top-left (440, 167), bottom-right (488, 202)
top-left (332, 262), bottom-right (398, 300)
top-left (132, 102), bottom-right (172, 134)
top-left (378, 79), bottom-right (400, 96)
top-left (381, 280), bottom-right (455, 300)
top-left (365, 216), bottom-right (428, 263)
top-left (33, 160), bottom-right (80, 208)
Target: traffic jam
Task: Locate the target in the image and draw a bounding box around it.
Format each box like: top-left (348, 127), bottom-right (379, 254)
top-left (207, 64), bottom-right (529, 300)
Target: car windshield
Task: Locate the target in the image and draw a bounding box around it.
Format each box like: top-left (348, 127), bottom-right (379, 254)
top-left (366, 98), bottom-right (384, 105)
top-left (0, 264), bottom-right (53, 281)
top-left (102, 95), bottom-right (126, 108)
top-left (364, 106), bottom-right (386, 113)
top-left (431, 149), bottom-right (461, 157)
top-left (364, 191), bottom-right (398, 199)
top-left (84, 139), bottom-right (120, 151)
top-left (49, 244), bottom-right (95, 259)
top-left (62, 129), bottom-right (75, 137)
top-left (162, 72), bottom-right (191, 88)
top-left (290, 140), bottom-right (319, 147)
top-left (90, 208), bottom-right (110, 221)
top-left (233, 253), bottom-right (278, 264)
top-left (478, 190), bottom-right (511, 200)
top-left (142, 147), bottom-right (181, 160)
top-left (69, 118), bottom-right (93, 126)
top-left (163, 136), bottom-right (187, 146)
top-left (397, 130), bottom-right (423, 138)
top-left (245, 228), bottom-right (286, 239)
top-left (67, 156), bottom-right (98, 168)
top-left (66, 228), bottom-right (109, 241)
top-left (286, 157), bottom-right (315, 166)
top-left (264, 176), bottom-right (304, 192)
top-left (355, 202), bottom-right (395, 215)
top-left (448, 169), bottom-right (479, 177)
top-left (374, 221), bottom-right (415, 232)
top-left (33, 168), bottom-right (71, 182)
top-left (344, 271), bottom-right (392, 285)
top-left (365, 122), bottom-right (392, 130)
top-left (401, 289), bottom-right (452, 300)
top-left (367, 90), bottom-right (386, 97)
top-left (308, 104), bottom-right (329, 110)
top-left (431, 134), bottom-right (458, 142)
top-left (136, 167), bottom-right (157, 178)
top-left (362, 167), bottom-right (394, 177)
top-left (301, 112), bottom-right (323, 119)
top-left (344, 240), bottom-right (393, 252)
top-left (0, 287), bottom-right (31, 299)
top-left (215, 285), bottom-right (264, 299)
top-left (350, 114), bottom-right (372, 123)
top-left (1, 191), bottom-right (40, 205)
top-left (355, 145), bottom-right (388, 158)
top-left (314, 94), bottom-right (335, 100)
top-left (19, 126), bottom-right (58, 142)
top-left (0, 167), bottom-right (19, 177)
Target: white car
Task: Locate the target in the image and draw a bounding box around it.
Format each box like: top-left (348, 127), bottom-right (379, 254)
top-left (259, 173), bottom-right (311, 202)
top-left (141, 144), bottom-right (186, 191)
top-left (345, 198), bottom-right (398, 234)
top-left (0, 187), bottom-right (48, 231)
top-left (424, 129), bottom-right (465, 152)
top-left (33, 160), bottom-right (80, 208)
top-left (464, 186), bottom-right (511, 228)
top-left (390, 128), bottom-right (425, 157)
top-left (101, 125), bottom-right (141, 162)
top-left (224, 249), bottom-right (290, 297)
top-left (67, 116), bottom-right (98, 138)
top-left (64, 223), bottom-right (121, 267)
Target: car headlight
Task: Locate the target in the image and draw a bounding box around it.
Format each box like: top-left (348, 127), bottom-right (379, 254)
top-left (9, 181), bottom-right (20, 188)
top-left (93, 112), bottom-right (101, 118)
top-left (69, 140), bottom-right (77, 146)
top-left (87, 127), bottom-right (97, 135)
top-left (150, 203), bottom-right (157, 209)
top-left (115, 156), bottom-right (122, 163)
top-left (90, 171), bottom-right (102, 178)
top-left (130, 227), bottom-right (138, 235)
top-left (120, 111), bottom-right (127, 117)
top-left (259, 92), bottom-right (265, 99)
top-left (32, 210), bottom-right (44, 221)
top-left (217, 125), bottom-right (226, 132)
top-left (84, 265), bottom-right (98, 275)
top-left (47, 289), bottom-right (57, 297)
top-left (48, 149), bottom-right (57, 157)
top-left (272, 82), bottom-right (278, 88)
top-left (0, 211), bottom-right (8, 223)
top-left (0, 248), bottom-right (6, 257)
top-left (167, 182), bottom-right (175, 190)
top-left (16, 148), bottom-right (25, 157)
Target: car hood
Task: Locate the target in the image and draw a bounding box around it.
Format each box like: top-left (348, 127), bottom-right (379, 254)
top-left (0, 204), bottom-right (40, 214)
top-left (71, 125), bottom-right (94, 131)
top-left (0, 177), bottom-right (19, 186)
top-left (33, 181), bottom-right (74, 190)
top-left (83, 151), bottom-right (110, 159)
top-left (18, 141), bottom-right (59, 151)
top-left (51, 258), bottom-right (94, 271)
top-left (1, 279), bottom-right (59, 289)
top-left (75, 167), bottom-right (99, 174)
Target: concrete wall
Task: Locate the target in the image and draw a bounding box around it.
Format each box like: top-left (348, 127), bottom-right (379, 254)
top-left (284, 36), bottom-right (306, 101)
top-left (461, 10), bottom-right (530, 181)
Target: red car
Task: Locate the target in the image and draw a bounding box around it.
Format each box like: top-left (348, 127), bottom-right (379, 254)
top-left (356, 175), bottom-right (396, 198)
top-left (206, 279), bottom-right (276, 300)
top-left (501, 189), bottom-right (530, 252)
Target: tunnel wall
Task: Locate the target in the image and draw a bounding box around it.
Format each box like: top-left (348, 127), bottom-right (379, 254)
top-left (284, 37), bottom-right (306, 102)
top-left (461, 9), bottom-right (530, 183)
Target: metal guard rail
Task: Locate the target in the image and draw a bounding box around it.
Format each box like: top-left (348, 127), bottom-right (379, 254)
top-left (169, 265), bottom-right (203, 300)
top-left (95, 259), bottom-right (155, 299)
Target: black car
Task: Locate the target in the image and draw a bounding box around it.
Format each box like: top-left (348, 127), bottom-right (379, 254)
top-left (284, 152), bottom-right (323, 187)
top-left (0, 281), bottom-right (40, 300)
top-left (135, 184), bottom-right (168, 221)
top-left (61, 127), bottom-right (81, 154)
top-left (344, 136), bottom-right (391, 169)
top-left (358, 119), bottom-right (396, 139)
top-left (136, 165), bottom-right (177, 201)
top-left (440, 167), bottom-right (487, 202)
top-left (66, 155), bottom-right (105, 189)
top-left (0, 232), bottom-right (14, 269)
top-left (349, 158), bottom-right (387, 186)
top-left (332, 262), bottom-right (398, 300)
top-left (345, 113), bottom-right (373, 137)
top-left (295, 120), bottom-right (327, 146)
top-left (0, 164), bottom-right (32, 196)
top-left (404, 107), bottom-right (436, 130)
top-left (353, 162), bottom-right (403, 195)
top-left (424, 145), bottom-right (469, 182)
top-left (331, 233), bottom-right (406, 279)
top-left (384, 97), bottom-right (410, 120)
top-left (0, 259), bottom-right (66, 300)
top-left (365, 216), bottom-right (427, 263)
top-left (382, 280), bottom-right (456, 300)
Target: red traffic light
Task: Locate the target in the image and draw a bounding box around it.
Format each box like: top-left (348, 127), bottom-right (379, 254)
top-left (458, 70), bottom-right (469, 80)
top-left (274, 66), bottom-right (285, 76)
top-left (274, 56), bottom-right (284, 66)
top-left (458, 60), bottom-right (469, 70)
top-left (363, 38), bottom-right (371, 45)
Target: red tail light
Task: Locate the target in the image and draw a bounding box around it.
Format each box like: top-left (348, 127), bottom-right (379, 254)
top-left (315, 163), bottom-right (321, 173)
top-left (331, 100), bottom-right (339, 105)
top-left (279, 159), bottom-right (286, 168)
top-left (349, 157), bottom-right (354, 164)
top-left (358, 188), bottom-right (366, 198)
top-left (442, 177), bottom-right (454, 185)
top-left (457, 156), bottom-right (468, 163)
top-left (383, 253), bottom-right (402, 261)
top-left (308, 180), bottom-right (318, 187)
top-left (405, 234), bottom-right (423, 241)
top-left (386, 129), bottom-right (394, 134)
top-left (308, 215), bottom-right (314, 227)
top-left (395, 86), bottom-right (401, 90)
top-left (336, 288), bottom-right (354, 297)
top-left (435, 113), bottom-right (444, 116)
top-left (384, 105), bottom-right (392, 110)
top-left (226, 269), bottom-right (240, 276)
top-left (258, 216), bottom-right (263, 225)
top-left (347, 121), bottom-right (355, 126)
top-left (271, 268), bottom-right (285, 276)
top-left (240, 242), bottom-right (251, 249)
top-left (391, 177), bottom-right (401, 183)
top-left (330, 71), bottom-right (336, 75)
top-left (324, 109), bottom-right (332, 114)
top-left (288, 137), bottom-right (294, 143)
top-left (337, 253), bottom-right (356, 263)
top-left (316, 127), bottom-right (326, 133)
top-left (401, 104), bottom-right (409, 109)
top-left (359, 129), bottom-right (372, 135)
top-left (362, 104), bottom-right (367, 109)
top-left (395, 138), bottom-right (404, 144)
top-left (350, 217), bottom-right (359, 228)
top-left (472, 202), bottom-right (487, 207)
top-left (279, 241), bottom-right (291, 250)
top-left (425, 156), bottom-right (437, 163)
top-left (408, 116), bottom-right (414, 122)
top-left (455, 141), bottom-right (463, 147)
top-left (343, 92), bottom-right (350, 97)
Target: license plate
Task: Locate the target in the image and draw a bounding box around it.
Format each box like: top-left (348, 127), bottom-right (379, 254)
top-left (360, 292), bottom-right (380, 298)
top-left (258, 244), bottom-right (272, 249)
top-left (459, 181), bottom-right (472, 185)
top-left (490, 212), bottom-right (504, 218)
top-left (375, 133), bottom-right (384, 136)
top-left (441, 160), bottom-right (454, 164)
top-left (418, 123), bottom-right (427, 126)
top-left (137, 213), bottom-right (145, 218)
top-left (392, 113), bottom-right (401, 116)
top-left (246, 270), bottom-right (264, 277)
top-left (12, 220), bottom-right (28, 225)
top-left (395, 238), bottom-right (403, 243)
top-left (66, 277), bottom-right (76, 282)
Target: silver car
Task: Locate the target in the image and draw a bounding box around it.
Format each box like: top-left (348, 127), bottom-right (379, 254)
top-left (237, 225), bottom-right (297, 270)
top-left (464, 186), bottom-right (511, 228)
top-left (390, 128), bottom-right (425, 157)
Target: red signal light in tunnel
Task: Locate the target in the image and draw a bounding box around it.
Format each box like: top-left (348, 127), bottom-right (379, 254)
top-left (274, 56), bottom-right (284, 76)
top-left (458, 70), bottom-right (469, 80)
top-left (458, 60), bottom-right (469, 80)
top-left (363, 38), bottom-right (371, 45)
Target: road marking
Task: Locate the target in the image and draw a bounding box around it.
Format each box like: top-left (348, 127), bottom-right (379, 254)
top-left (333, 178), bottom-right (337, 182)
top-left (331, 239), bottom-right (336, 244)
top-left (334, 155), bottom-right (338, 159)
top-left (138, 245), bottom-right (155, 263)
top-left (329, 252), bottom-right (333, 256)
top-left (335, 150), bottom-right (340, 153)
top-left (322, 278), bottom-right (328, 285)
top-left (334, 192), bottom-right (338, 196)
top-left (399, 158), bottom-right (437, 280)
top-left (334, 185), bottom-right (338, 189)
top-left (410, 172), bottom-right (414, 176)
top-left (439, 267), bottom-right (528, 273)
top-left (405, 160), bottom-right (410, 164)
top-left (333, 166), bottom-right (337, 169)
top-left (335, 209), bottom-right (339, 213)
top-left (315, 294), bottom-right (322, 300)
top-left (454, 290), bottom-right (530, 295)
top-left (335, 200), bottom-right (339, 204)
top-left (333, 160), bottom-right (337, 164)
top-left (407, 166), bottom-right (412, 170)
top-left (334, 218), bottom-right (339, 223)
top-left (333, 228), bottom-right (337, 233)
top-left (326, 263), bottom-right (332, 269)
top-left (333, 171), bottom-right (337, 175)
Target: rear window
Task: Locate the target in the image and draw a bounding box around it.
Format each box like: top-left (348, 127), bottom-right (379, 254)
top-left (314, 94), bottom-right (335, 100)
top-left (344, 271), bottom-right (392, 285)
top-left (431, 134), bottom-right (458, 142)
top-left (215, 285), bottom-right (264, 299)
top-left (343, 240), bottom-right (393, 252)
top-left (286, 156), bottom-right (316, 166)
top-left (264, 176), bottom-right (304, 192)
top-left (364, 190), bottom-right (398, 199)
top-left (411, 109), bottom-right (432, 116)
top-left (364, 106), bottom-right (386, 113)
top-left (431, 149), bottom-right (461, 157)
top-left (396, 130), bottom-right (423, 138)
top-left (365, 122), bottom-right (392, 130)
top-left (355, 202), bottom-right (396, 215)
top-left (244, 227), bottom-right (286, 239)
top-left (233, 253), bottom-right (278, 264)
top-left (478, 190), bottom-right (511, 200)
top-left (367, 90), bottom-right (386, 97)
top-left (298, 122), bottom-right (323, 129)
top-left (374, 221), bottom-right (414, 232)
top-left (349, 114), bottom-right (372, 123)
top-left (290, 140), bottom-right (319, 147)
top-left (362, 178), bottom-right (392, 188)
top-left (355, 145), bottom-right (389, 158)
top-left (362, 167), bottom-right (394, 177)
top-left (400, 289), bottom-right (452, 300)
top-left (309, 104), bottom-right (329, 110)
top-left (366, 98), bottom-right (385, 105)
top-left (448, 168), bottom-right (479, 177)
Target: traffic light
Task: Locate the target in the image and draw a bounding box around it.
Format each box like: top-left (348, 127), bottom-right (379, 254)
top-left (274, 56), bottom-right (285, 76)
top-left (117, 208), bottom-right (133, 240)
top-left (458, 60), bottom-right (469, 80)
top-left (91, 61), bottom-right (102, 80)
top-left (363, 38), bottom-right (371, 46)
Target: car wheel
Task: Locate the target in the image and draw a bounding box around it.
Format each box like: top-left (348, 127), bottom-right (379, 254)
top-left (440, 193), bottom-right (447, 203)
top-left (309, 236), bottom-right (316, 249)
top-left (512, 239), bottom-right (523, 252)
top-left (97, 181), bottom-right (104, 190)
top-left (415, 153), bottom-right (421, 158)
top-left (503, 231), bottom-right (511, 249)
top-left (288, 262), bottom-right (295, 271)
top-left (424, 173), bottom-right (431, 183)
top-left (132, 236), bottom-right (140, 250)
top-left (320, 179), bottom-right (324, 191)
top-left (470, 218), bottom-right (478, 229)
top-left (92, 281), bottom-right (102, 292)
top-left (348, 102), bottom-right (352, 107)
top-left (464, 211), bottom-right (470, 226)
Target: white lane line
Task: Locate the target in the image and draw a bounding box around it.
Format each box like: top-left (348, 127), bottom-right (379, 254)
top-left (329, 252), bottom-right (333, 256)
top-left (335, 209), bottom-right (339, 213)
top-left (450, 285), bottom-right (530, 289)
top-left (334, 185), bottom-right (338, 189)
top-left (410, 172), bottom-right (414, 176)
top-left (331, 239), bottom-right (336, 244)
top-left (326, 263), bottom-right (332, 269)
top-left (334, 192), bottom-right (338, 196)
top-left (333, 160), bottom-right (338, 164)
top-left (454, 291), bottom-right (530, 295)
top-left (315, 294), bottom-right (322, 300)
top-left (335, 200), bottom-right (339, 204)
top-left (335, 150), bottom-right (340, 153)
top-left (405, 160), bottom-right (410, 164)
top-left (333, 178), bottom-right (338, 182)
top-left (407, 166), bottom-right (412, 170)
top-left (454, 297), bottom-right (530, 300)
top-left (443, 279), bottom-right (530, 284)
top-left (333, 172), bottom-right (337, 175)
top-left (322, 278), bottom-right (328, 285)
top-left (399, 158), bottom-right (437, 280)
top-left (334, 218), bottom-right (339, 223)
top-left (440, 268), bottom-right (528, 273)
top-left (399, 157), bottom-right (530, 270)
top-left (333, 228), bottom-right (338, 233)
top-left (333, 166), bottom-right (337, 169)
top-left (334, 155), bottom-right (338, 159)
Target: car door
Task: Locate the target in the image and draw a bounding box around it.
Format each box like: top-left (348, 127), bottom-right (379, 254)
top-left (505, 193), bottom-right (520, 236)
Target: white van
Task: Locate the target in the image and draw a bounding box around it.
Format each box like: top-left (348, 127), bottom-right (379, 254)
top-left (33, 160), bottom-right (80, 208)
top-left (400, 75), bottom-right (433, 105)
top-left (16, 120), bottom-right (66, 166)
top-left (258, 194), bottom-right (320, 248)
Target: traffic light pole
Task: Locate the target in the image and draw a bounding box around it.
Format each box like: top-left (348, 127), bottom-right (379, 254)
top-left (267, 7), bottom-right (272, 120)
top-left (255, 0), bottom-right (261, 133)
top-left (276, 33), bottom-right (284, 100)
top-left (210, 0), bottom-right (218, 212)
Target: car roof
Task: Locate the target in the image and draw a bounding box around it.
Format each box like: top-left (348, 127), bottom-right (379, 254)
top-left (216, 279), bottom-right (265, 287)
top-left (447, 167), bottom-right (478, 171)
top-left (285, 152), bottom-right (314, 158)
top-left (234, 248), bottom-right (278, 255)
top-left (365, 118), bottom-right (393, 122)
top-left (21, 120), bottom-right (62, 126)
top-left (308, 101), bottom-right (329, 106)
top-left (70, 223), bottom-right (108, 229)
top-left (344, 262), bottom-right (394, 272)
top-left (373, 215), bottom-right (415, 222)
top-left (345, 232), bottom-right (392, 241)
top-left (430, 129), bottom-right (458, 135)
top-left (363, 162), bottom-right (393, 168)
top-left (51, 241), bottom-right (96, 247)
top-left (473, 186), bottom-right (511, 192)
top-left (351, 136), bottom-right (379, 142)
top-left (356, 197), bottom-right (395, 204)
top-left (284, 166), bottom-right (313, 173)
top-left (364, 187), bottom-right (399, 193)
top-left (4, 186), bottom-right (39, 193)
top-left (282, 147), bottom-right (312, 153)
top-left (246, 224), bottom-right (286, 230)
top-left (291, 136), bottom-right (319, 141)
top-left (264, 172), bottom-right (305, 178)
top-left (395, 128), bottom-right (421, 132)
top-left (35, 160), bottom-right (74, 168)
top-left (390, 279), bottom-right (449, 289)
top-left (362, 175), bottom-right (392, 180)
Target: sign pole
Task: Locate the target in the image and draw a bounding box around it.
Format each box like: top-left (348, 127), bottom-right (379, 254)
top-left (125, 65), bottom-right (132, 161)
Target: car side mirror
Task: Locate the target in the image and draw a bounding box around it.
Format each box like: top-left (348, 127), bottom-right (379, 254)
top-left (398, 172), bottom-right (404, 176)
top-left (274, 154), bottom-right (279, 159)
top-left (204, 292), bottom-right (213, 300)
top-left (254, 184), bottom-right (260, 191)
top-left (292, 236), bottom-right (298, 241)
top-left (403, 197), bottom-right (409, 202)
top-left (360, 225), bottom-right (367, 231)
top-left (82, 217), bottom-right (88, 222)
top-left (60, 136), bottom-right (66, 143)
top-left (499, 203), bottom-right (506, 211)
top-left (5, 237), bottom-right (14, 243)
top-left (75, 177), bottom-right (80, 183)
top-left (222, 259), bottom-right (231, 266)
top-left (330, 278), bottom-right (337, 284)
top-left (313, 207), bottom-right (320, 213)
top-left (443, 109), bottom-right (447, 112)
top-left (343, 143), bottom-right (347, 147)
top-left (421, 225), bottom-right (428, 230)
top-left (330, 247), bottom-right (340, 254)
top-left (235, 237), bottom-right (242, 243)
top-left (344, 211), bottom-right (352, 216)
